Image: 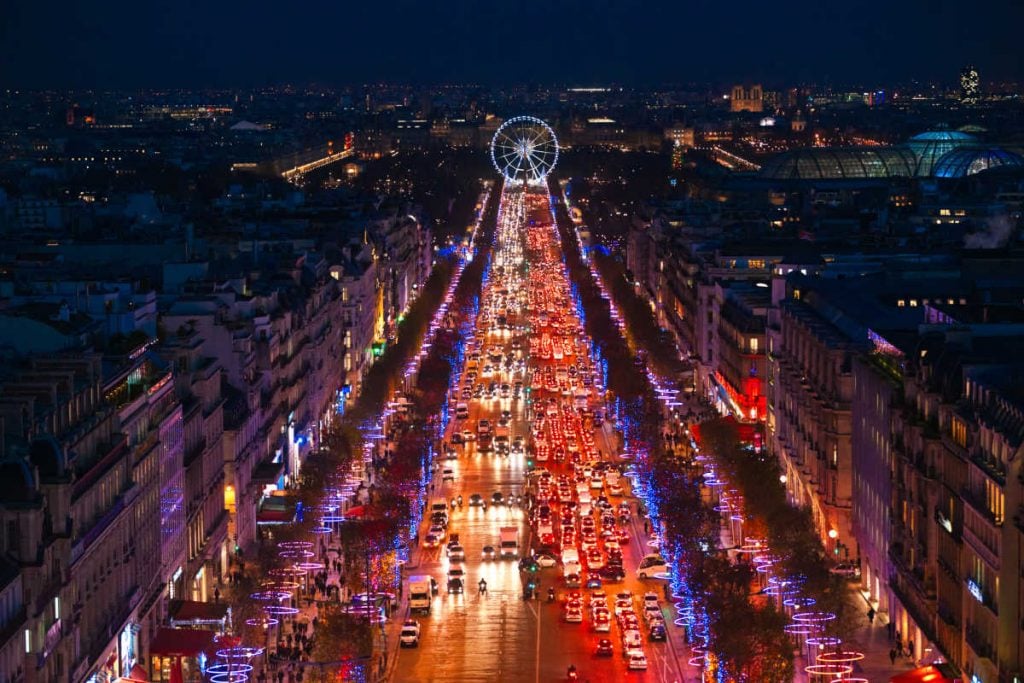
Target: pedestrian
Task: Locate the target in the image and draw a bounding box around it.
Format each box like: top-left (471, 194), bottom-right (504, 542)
top-left (867, 606), bottom-right (875, 625)
top-left (889, 648), bottom-right (897, 665)
top-left (907, 639), bottom-right (914, 659)
top-left (214, 586), bottom-right (220, 603)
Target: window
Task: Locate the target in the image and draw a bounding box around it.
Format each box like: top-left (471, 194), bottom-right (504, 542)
top-left (750, 338), bottom-right (759, 353)
top-left (984, 479), bottom-right (1004, 525)
top-left (951, 417), bottom-right (967, 448)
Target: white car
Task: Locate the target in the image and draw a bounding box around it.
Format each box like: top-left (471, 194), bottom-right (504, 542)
top-left (535, 553), bottom-right (558, 568)
top-left (626, 650), bottom-right (648, 670)
top-left (565, 608), bottom-right (584, 623)
top-left (590, 477), bottom-right (604, 490)
top-left (637, 554), bottom-right (668, 580)
top-left (400, 625), bottom-right (419, 647)
top-left (608, 483), bottom-right (625, 497)
top-left (643, 604), bottom-right (662, 623)
top-left (447, 545), bottom-right (466, 562)
top-left (642, 592), bottom-right (660, 609)
top-left (592, 609), bottom-right (612, 632)
top-left (622, 630), bottom-right (643, 651)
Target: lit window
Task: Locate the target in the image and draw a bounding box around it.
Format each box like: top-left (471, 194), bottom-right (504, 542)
top-left (909, 299), bottom-right (918, 307)
top-left (750, 338), bottom-right (759, 353)
top-left (897, 300), bottom-right (905, 307)
top-left (951, 417), bottom-right (967, 448)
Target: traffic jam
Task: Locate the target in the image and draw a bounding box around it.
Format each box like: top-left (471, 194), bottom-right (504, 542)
top-left (399, 185), bottom-right (676, 681)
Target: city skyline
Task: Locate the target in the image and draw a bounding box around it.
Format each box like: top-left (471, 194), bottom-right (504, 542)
top-left (2, 0), bottom-right (1023, 88)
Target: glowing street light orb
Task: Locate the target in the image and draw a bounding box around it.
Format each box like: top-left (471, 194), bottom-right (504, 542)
top-left (490, 116), bottom-right (559, 184)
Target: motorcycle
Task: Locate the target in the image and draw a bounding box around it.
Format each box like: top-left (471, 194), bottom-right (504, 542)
top-left (547, 588), bottom-right (555, 603)
top-left (567, 665), bottom-right (578, 681)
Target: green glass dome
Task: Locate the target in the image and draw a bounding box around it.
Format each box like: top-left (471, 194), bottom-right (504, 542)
top-left (905, 131), bottom-right (977, 176)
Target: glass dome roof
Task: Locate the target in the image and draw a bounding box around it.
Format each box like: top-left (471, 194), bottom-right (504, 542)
top-left (932, 146), bottom-right (1024, 178)
top-left (904, 130), bottom-right (977, 176)
top-left (758, 147), bottom-right (918, 181)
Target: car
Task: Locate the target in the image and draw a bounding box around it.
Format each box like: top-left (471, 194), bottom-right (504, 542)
top-left (423, 533), bottom-right (440, 548)
top-left (535, 552), bottom-right (558, 568)
top-left (468, 493), bottom-right (484, 507)
top-left (584, 574), bottom-right (603, 589)
top-left (608, 483), bottom-right (625, 497)
top-left (614, 599), bottom-right (633, 616)
top-left (637, 555), bottom-right (668, 579)
top-left (590, 476), bottom-right (604, 490)
top-left (481, 545), bottom-right (496, 560)
top-left (643, 604), bottom-right (662, 623)
top-left (451, 431), bottom-right (464, 445)
top-left (619, 613), bottom-right (640, 632)
top-left (592, 611), bottom-right (611, 633)
top-left (428, 525), bottom-right (446, 541)
top-left (448, 545), bottom-right (466, 562)
top-left (491, 492), bottom-right (504, 505)
top-left (430, 512), bottom-right (449, 528)
top-left (649, 623), bottom-right (667, 641)
top-left (462, 429), bottom-right (476, 442)
top-left (595, 638), bottom-right (614, 656)
top-left (564, 573), bottom-right (581, 588)
top-left (586, 550), bottom-right (605, 570)
top-left (399, 625), bottom-right (419, 647)
top-left (564, 607), bottom-right (584, 623)
top-left (830, 562), bottom-right (861, 578)
top-left (626, 651), bottom-right (648, 670)
top-left (598, 566), bottom-right (625, 582)
top-left (622, 630), bottom-right (643, 651)
top-left (447, 577), bottom-right (463, 594)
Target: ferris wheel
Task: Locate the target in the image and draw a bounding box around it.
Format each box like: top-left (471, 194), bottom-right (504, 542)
top-left (490, 116), bottom-right (559, 184)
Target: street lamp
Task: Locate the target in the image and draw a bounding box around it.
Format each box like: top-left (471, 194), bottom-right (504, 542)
top-left (779, 474), bottom-right (787, 484)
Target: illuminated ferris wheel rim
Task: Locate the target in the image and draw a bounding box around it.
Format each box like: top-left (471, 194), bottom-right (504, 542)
top-left (490, 115), bottom-right (559, 184)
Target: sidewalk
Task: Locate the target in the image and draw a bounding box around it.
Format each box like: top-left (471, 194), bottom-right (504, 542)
top-left (835, 591), bottom-right (921, 682)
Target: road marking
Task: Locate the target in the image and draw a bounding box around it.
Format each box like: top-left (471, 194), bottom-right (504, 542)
top-left (534, 595), bottom-right (541, 683)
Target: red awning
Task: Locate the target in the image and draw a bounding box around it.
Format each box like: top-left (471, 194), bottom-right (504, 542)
top-left (256, 509), bottom-right (293, 524)
top-left (148, 628), bottom-right (216, 657)
top-left (344, 505), bottom-right (367, 518)
top-left (169, 600), bottom-right (229, 624)
top-left (689, 416), bottom-right (757, 446)
top-left (890, 665), bottom-right (959, 683)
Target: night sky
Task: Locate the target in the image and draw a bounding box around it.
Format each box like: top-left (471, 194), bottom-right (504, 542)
top-left (2, 0), bottom-right (1022, 88)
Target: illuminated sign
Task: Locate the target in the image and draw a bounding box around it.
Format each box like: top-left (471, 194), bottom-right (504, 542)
top-left (966, 578), bottom-right (983, 603)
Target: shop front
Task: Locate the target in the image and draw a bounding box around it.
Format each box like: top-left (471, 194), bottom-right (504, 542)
top-left (148, 628), bottom-right (216, 683)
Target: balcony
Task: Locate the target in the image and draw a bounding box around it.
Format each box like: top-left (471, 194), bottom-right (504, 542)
top-left (964, 624), bottom-right (994, 662)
